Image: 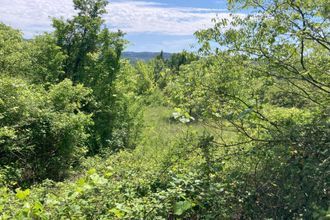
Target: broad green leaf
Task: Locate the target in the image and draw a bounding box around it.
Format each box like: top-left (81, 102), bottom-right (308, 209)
top-left (173, 200), bottom-right (195, 216)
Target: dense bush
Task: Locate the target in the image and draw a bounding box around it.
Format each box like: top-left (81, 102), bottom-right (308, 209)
top-left (0, 77), bottom-right (92, 185)
top-left (166, 0), bottom-right (330, 217)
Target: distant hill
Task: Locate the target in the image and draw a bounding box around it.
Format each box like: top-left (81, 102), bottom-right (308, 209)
top-left (122, 51), bottom-right (172, 62)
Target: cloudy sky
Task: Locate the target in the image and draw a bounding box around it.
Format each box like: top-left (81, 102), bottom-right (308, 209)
top-left (0, 0), bottom-right (234, 52)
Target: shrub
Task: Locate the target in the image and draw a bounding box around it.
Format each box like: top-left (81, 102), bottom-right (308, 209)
top-left (0, 77), bottom-right (92, 186)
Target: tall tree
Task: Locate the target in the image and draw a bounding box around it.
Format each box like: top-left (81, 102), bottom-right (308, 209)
top-left (53, 0), bottom-right (107, 82)
top-left (52, 0), bottom-right (129, 153)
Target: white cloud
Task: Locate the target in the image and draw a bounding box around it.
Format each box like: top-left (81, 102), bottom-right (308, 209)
top-left (106, 1), bottom-right (232, 35)
top-left (0, 0), bottom-right (239, 37)
top-left (0, 0), bottom-right (74, 37)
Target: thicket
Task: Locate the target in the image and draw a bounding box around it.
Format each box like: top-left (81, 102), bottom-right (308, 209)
top-left (0, 0), bottom-right (329, 219)
top-left (0, 0), bottom-right (142, 185)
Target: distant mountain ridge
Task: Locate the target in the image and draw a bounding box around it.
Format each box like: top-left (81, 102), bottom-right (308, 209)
top-left (122, 51), bottom-right (172, 62)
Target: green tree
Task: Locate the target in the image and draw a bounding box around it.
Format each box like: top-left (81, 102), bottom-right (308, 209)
top-left (0, 23), bottom-right (31, 76)
top-left (28, 34), bottom-right (67, 84)
top-left (166, 50), bottom-right (198, 74)
top-left (151, 51), bottom-right (167, 88)
top-left (168, 0), bottom-right (330, 218)
top-left (134, 61), bottom-right (156, 96)
top-left (52, 0), bottom-right (138, 153)
top-left (52, 0), bottom-right (108, 82)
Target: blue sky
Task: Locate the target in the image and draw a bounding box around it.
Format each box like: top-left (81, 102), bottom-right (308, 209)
top-left (0, 0), bottom-right (235, 52)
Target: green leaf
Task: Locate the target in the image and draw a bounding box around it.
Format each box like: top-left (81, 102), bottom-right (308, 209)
top-left (15, 188), bottom-right (30, 200)
top-left (87, 168), bottom-right (97, 175)
top-left (90, 174), bottom-right (108, 185)
top-left (173, 200), bottom-right (195, 216)
top-left (109, 208), bottom-right (125, 218)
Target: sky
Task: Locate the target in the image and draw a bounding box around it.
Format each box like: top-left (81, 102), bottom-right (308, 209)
top-left (0, 0), bottom-right (235, 52)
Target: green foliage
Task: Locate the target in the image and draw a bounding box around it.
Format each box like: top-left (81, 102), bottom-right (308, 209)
top-left (0, 0), bottom-right (329, 218)
top-left (28, 34), bottom-right (67, 84)
top-left (177, 0), bottom-right (329, 218)
top-left (0, 23), bottom-right (31, 76)
top-left (166, 50), bottom-right (198, 74)
top-left (173, 200), bottom-right (196, 216)
top-left (52, 0), bottom-right (108, 82)
top-left (52, 0), bottom-right (136, 154)
top-left (0, 77), bottom-right (92, 185)
top-left (0, 124), bottom-right (204, 219)
top-left (0, 0), bottom-right (142, 187)
top-left (134, 61), bottom-right (156, 96)
top-left (150, 52), bottom-right (167, 89)
top-left (0, 104), bottom-right (329, 219)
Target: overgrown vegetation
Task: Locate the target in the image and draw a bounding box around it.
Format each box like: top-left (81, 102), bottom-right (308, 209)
top-left (0, 0), bottom-right (329, 219)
